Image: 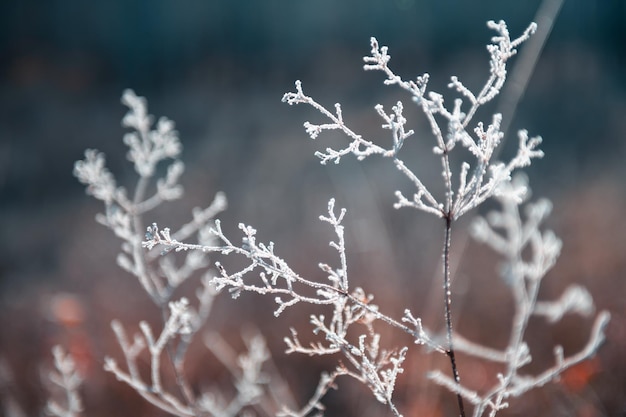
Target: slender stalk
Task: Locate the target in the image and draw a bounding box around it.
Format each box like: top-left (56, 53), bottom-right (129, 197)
top-left (161, 310), bottom-right (198, 413)
top-left (443, 214), bottom-right (465, 417)
top-left (134, 175), bottom-right (197, 414)
top-left (131, 175), bottom-right (159, 300)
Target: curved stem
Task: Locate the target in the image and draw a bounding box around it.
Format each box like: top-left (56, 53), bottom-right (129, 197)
top-left (131, 176), bottom-right (161, 302)
top-left (443, 214), bottom-right (466, 417)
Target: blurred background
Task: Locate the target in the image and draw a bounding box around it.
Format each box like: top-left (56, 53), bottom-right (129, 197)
top-left (0, 0), bottom-right (625, 416)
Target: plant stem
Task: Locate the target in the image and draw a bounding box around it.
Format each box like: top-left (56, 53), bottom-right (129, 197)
top-left (161, 309), bottom-right (198, 414)
top-left (443, 214), bottom-right (465, 417)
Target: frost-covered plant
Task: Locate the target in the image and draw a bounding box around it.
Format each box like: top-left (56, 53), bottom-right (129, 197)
top-left (74, 89), bottom-right (227, 305)
top-left (430, 175), bottom-right (609, 417)
top-left (143, 20), bottom-right (609, 417)
top-left (73, 90), bottom-right (282, 417)
top-left (45, 346), bottom-right (83, 417)
top-left (69, 20), bottom-right (610, 417)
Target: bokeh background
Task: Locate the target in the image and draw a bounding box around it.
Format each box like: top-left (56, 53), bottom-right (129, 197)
top-left (1, 1), bottom-right (625, 416)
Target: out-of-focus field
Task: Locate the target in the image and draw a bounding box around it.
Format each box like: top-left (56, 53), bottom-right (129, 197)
top-left (1, 2), bottom-right (624, 416)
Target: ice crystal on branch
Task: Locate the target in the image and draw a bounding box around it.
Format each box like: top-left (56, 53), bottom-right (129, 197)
top-left (121, 89), bottom-right (182, 178)
top-left (73, 149), bottom-right (120, 204)
top-left (283, 21), bottom-right (542, 220)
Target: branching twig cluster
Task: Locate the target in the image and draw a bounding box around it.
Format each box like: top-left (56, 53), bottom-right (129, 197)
top-left (74, 89), bottom-right (227, 305)
top-left (144, 199), bottom-right (436, 416)
top-left (430, 175), bottom-right (610, 417)
top-left (282, 21), bottom-right (542, 221)
top-left (142, 21), bottom-right (608, 417)
top-left (103, 299), bottom-right (273, 417)
top-left (73, 90), bottom-right (284, 417)
top-left (46, 346), bottom-right (83, 417)
top-left (66, 20), bottom-right (610, 417)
